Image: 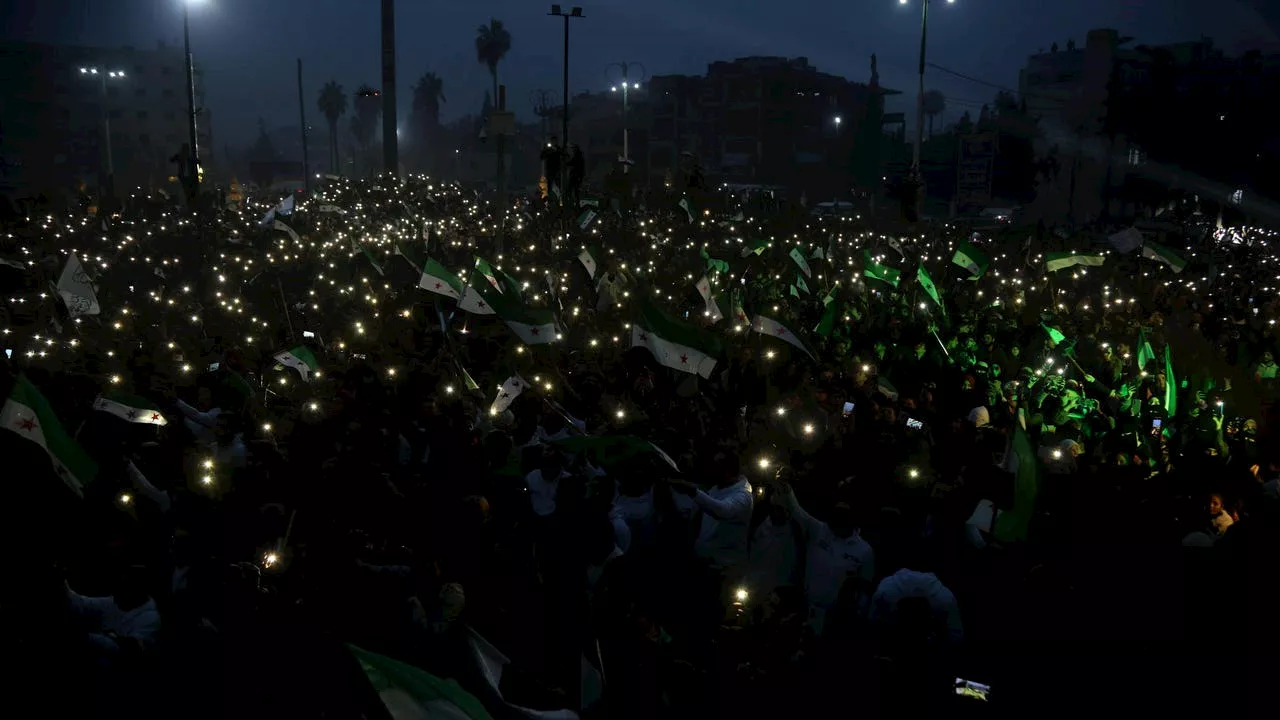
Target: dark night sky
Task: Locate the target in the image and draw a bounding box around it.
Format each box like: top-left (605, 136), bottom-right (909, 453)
top-left (3, 0), bottom-right (1277, 150)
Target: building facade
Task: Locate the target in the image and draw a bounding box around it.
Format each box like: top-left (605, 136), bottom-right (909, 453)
top-left (0, 40), bottom-right (214, 198)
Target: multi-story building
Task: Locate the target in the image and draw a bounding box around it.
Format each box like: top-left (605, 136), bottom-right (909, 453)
top-left (645, 56), bottom-right (889, 196)
top-left (1020, 29), bottom-right (1280, 224)
top-left (0, 40), bottom-right (214, 198)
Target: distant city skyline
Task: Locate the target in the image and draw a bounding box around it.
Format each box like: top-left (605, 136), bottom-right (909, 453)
top-left (3, 0), bottom-right (1276, 149)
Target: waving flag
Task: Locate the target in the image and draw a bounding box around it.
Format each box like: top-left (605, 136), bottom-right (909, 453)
top-left (419, 258), bottom-right (463, 299)
top-left (1044, 252), bottom-right (1105, 273)
top-left (751, 315), bottom-right (816, 361)
top-left (1142, 241), bottom-right (1187, 273)
top-left (274, 346), bottom-right (320, 381)
top-left (578, 247), bottom-right (599, 279)
top-left (741, 238), bottom-right (769, 257)
top-left (917, 264), bottom-right (944, 312)
top-left (952, 241), bottom-right (990, 279)
top-left (694, 276), bottom-right (724, 322)
top-left (863, 251), bottom-right (901, 288)
top-left (3, 375), bottom-right (97, 497)
top-left (93, 394), bottom-right (168, 426)
top-left (55, 254), bottom-right (100, 318)
top-left (790, 247), bottom-right (812, 278)
top-left (490, 375), bottom-right (528, 415)
top-left (633, 296), bottom-right (721, 378)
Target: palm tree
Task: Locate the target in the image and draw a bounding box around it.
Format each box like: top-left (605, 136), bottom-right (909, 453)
top-left (317, 81), bottom-right (347, 173)
top-left (475, 18), bottom-right (512, 106)
top-left (352, 85), bottom-right (382, 176)
top-left (409, 72), bottom-right (446, 173)
top-left (922, 90), bottom-right (946, 137)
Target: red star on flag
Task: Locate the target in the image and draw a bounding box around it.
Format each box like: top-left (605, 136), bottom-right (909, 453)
top-left (639, 333), bottom-right (648, 342)
top-left (680, 354), bottom-right (689, 364)
top-left (150, 413), bottom-right (161, 422)
top-left (530, 327), bottom-right (540, 335)
top-left (434, 282), bottom-right (443, 290)
top-left (477, 301), bottom-right (486, 309)
top-left (15, 417), bottom-right (36, 432)
top-left (776, 328), bottom-right (787, 335)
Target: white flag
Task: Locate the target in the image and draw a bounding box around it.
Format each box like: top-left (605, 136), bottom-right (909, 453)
top-left (751, 315), bottom-right (815, 361)
top-left (56, 255), bottom-right (100, 318)
top-left (489, 375), bottom-right (527, 415)
top-left (695, 276), bottom-right (723, 323)
top-left (273, 219), bottom-right (301, 244)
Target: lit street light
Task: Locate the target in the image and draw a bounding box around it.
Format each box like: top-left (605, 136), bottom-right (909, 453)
top-left (79, 67), bottom-right (127, 200)
top-left (182, 0), bottom-right (205, 205)
top-left (606, 61), bottom-right (645, 173)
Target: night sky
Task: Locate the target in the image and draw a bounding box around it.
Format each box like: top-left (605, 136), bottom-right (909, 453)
top-left (4, 0), bottom-right (1277, 150)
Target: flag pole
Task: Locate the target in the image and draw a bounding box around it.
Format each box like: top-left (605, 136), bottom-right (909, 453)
top-left (931, 328), bottom-right (950, 359)
top-left (277, 277), bottom-right (296, 343)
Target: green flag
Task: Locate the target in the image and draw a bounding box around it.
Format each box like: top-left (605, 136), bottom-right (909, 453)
top-left (741, 238), bottom-right (769, 258)
top-left (1142, 241), bottom-right (1187, 274)
top-left (790, 247), bottom-right (812, 278)
top-left (699, 246), bottom-right (729, 274)
top-left (632, 294), bottom-right (723, 378)
top-left (392, 241), bottom-right (425, 274)
top-left (814, 300), bottom-right (839, 337)
top-left (1041, 322), bottom-right (1066, 347)
top-left (273, 346), bottom-right (321, 381)
top-left (678, 197), bottom-right (694, 223)
top-left (994, 413), bottom-right (1039, 543)
top-left (1164, 345), bottom-right (1177, 416)
top-left (2, 375), bottom-right (97, 496)
top-left (552, 435), bottom-right (680, 471)
top-left (577, 209), bottom-right (598, 229)
top-left (863, 250), bottom-right (901, 288)
top-left (917, 264), bottom-right (944, 312)
top-left (952, 241), bottom-right (990, 279)
top-left (789, 284), bottom-right (800, 298)
top-left (349, 644), bottom-right (494, 720)
top-left (419, 258), bottom-right (464, 299)
top-left (1044, 251), bottom-right (1105, 273)
top-left (92, 393), bottom-right (168, 425)
top-left (795, 274), bottom-right (810, 294)
top-left (1136, 329), bottom-right (1155, 370)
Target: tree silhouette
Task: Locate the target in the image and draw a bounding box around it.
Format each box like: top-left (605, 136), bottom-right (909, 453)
top-left (922, 90), bottom-right (946, 137)
top-left (408, 72), bottom-right (446, 173)
top-left (352, 85), bottom-right (382, 176)
top-left (317, 80), bottom-right (347, 174)
top-left (475, 19), bottom-right (512, 108)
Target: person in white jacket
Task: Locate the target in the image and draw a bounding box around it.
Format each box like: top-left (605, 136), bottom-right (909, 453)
top-left (774, 476), bottom-right (875, 635)
top-left (870, 567), bottom-right (964, 646)
top-left (670, 454), bottom-right (753, 575)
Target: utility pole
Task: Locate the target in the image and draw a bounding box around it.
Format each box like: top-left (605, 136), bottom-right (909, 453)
top-left (182, 3), bottom-right (201, 205)
top-left (297, 59), bottom-right (310, 194)
top-left (549, 6), bottom-right (583, 208)
top-left (381, 0), bottom-right (399, 176)
top-left (608, 62), bottom-right (644, 174)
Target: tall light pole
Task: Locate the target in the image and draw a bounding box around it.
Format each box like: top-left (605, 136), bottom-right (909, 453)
top-left (900, 0), bottom-right (954, 179)
top-left (548, 5), bottom-right (583, 207)
top-left (182, 0), bottom-right (202, 205)
top-left (607, 61), bottom-right (644, 174)
top-left (381, 0), bottom-right (398, 176)
top-left (79, 67), bottom-right (126, 201)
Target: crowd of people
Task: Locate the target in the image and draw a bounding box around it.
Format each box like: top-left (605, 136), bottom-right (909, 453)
top-left (1, 176), bottom-right (1277, 718)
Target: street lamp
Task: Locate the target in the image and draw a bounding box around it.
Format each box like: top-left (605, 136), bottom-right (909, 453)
top-left (79, 67), bottom-right (127, 200)
top-left (606, 61), bottom-right (645, 173)
top-left (182, 0), bottom-right (205, 205)
top-left (899, 0), bottom-right (955, 182)
top-left (548, 5), bottom-right (584, 206)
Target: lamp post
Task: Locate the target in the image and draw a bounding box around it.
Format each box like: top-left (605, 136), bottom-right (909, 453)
top-left (899, 0), bottom-right (954, 180)
top-left (608, 62), bottom-right (644, 174)
top-left (79, 67), bottom-right (126, 201)
top-left (182, 0), bottom-right (203, 205)
top-left (548, 5), bottom-right (583, 207)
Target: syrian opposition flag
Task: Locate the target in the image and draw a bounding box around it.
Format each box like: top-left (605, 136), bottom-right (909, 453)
top-left (1136, 329), bottom-right (1155, 370)
top-left (315, 204), bottom-right (345, 214)
top-left (348, 644), bottom-right (495, 720)
top-left (419, 258), bottom-right (464, 299)
top-left (258, 194), bottom-right (295, 226)
top-left (93, 393), bottom-right (167, 425)
top-left (1044, 251), bottom-right (1105, 273)
top-left (56, 254), bottom-right (100, 318)
top-left (730, 289), bottom-right (748, 326)
top-left (393, 241), bottom-right (425, 274)
top-left (917, 264), bottom-right (944, 313)
top-left (490, 293), bottom-right (559, 344)
top-left (863, 251), bottom-right (901, 288)
top-left (952, 241), bottom-right (990, 279)
top-left (632, 296), bottom-right (721, 378)
top-left (1142, 241), bottom-right (1187, 273)
top-left (741, 238), bottom-right (769, 257)
top-left (695, 276), bottom-right (723, 323)
top-left (876, 377), bottom-right (900, 401)
top-left (272, 219), bottom-right (301, 244)
top-left (678, 197), bottom-right (694, 223)
top-left (578, 247), bottom-right (599, 279)
top-left (2, 375), bottom-right (97, 497)
top-left (457, 274), bottom-right (498, 315)
top-left (751, 315), bottom-right (816, 361)
top-left (273, 346), bottom-right (320, 381)
top-left (489, 375), bottom-right (528, 415)
top-left (577, 209), bottom-right (598, 229)
top-left (700, 247), bottom-right (730, 274)
top-left (790, 247), bottom-right (813, 278)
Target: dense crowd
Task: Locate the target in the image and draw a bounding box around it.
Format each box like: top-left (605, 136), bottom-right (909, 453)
top-left (1, 176), bottom-right (1278, 718)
